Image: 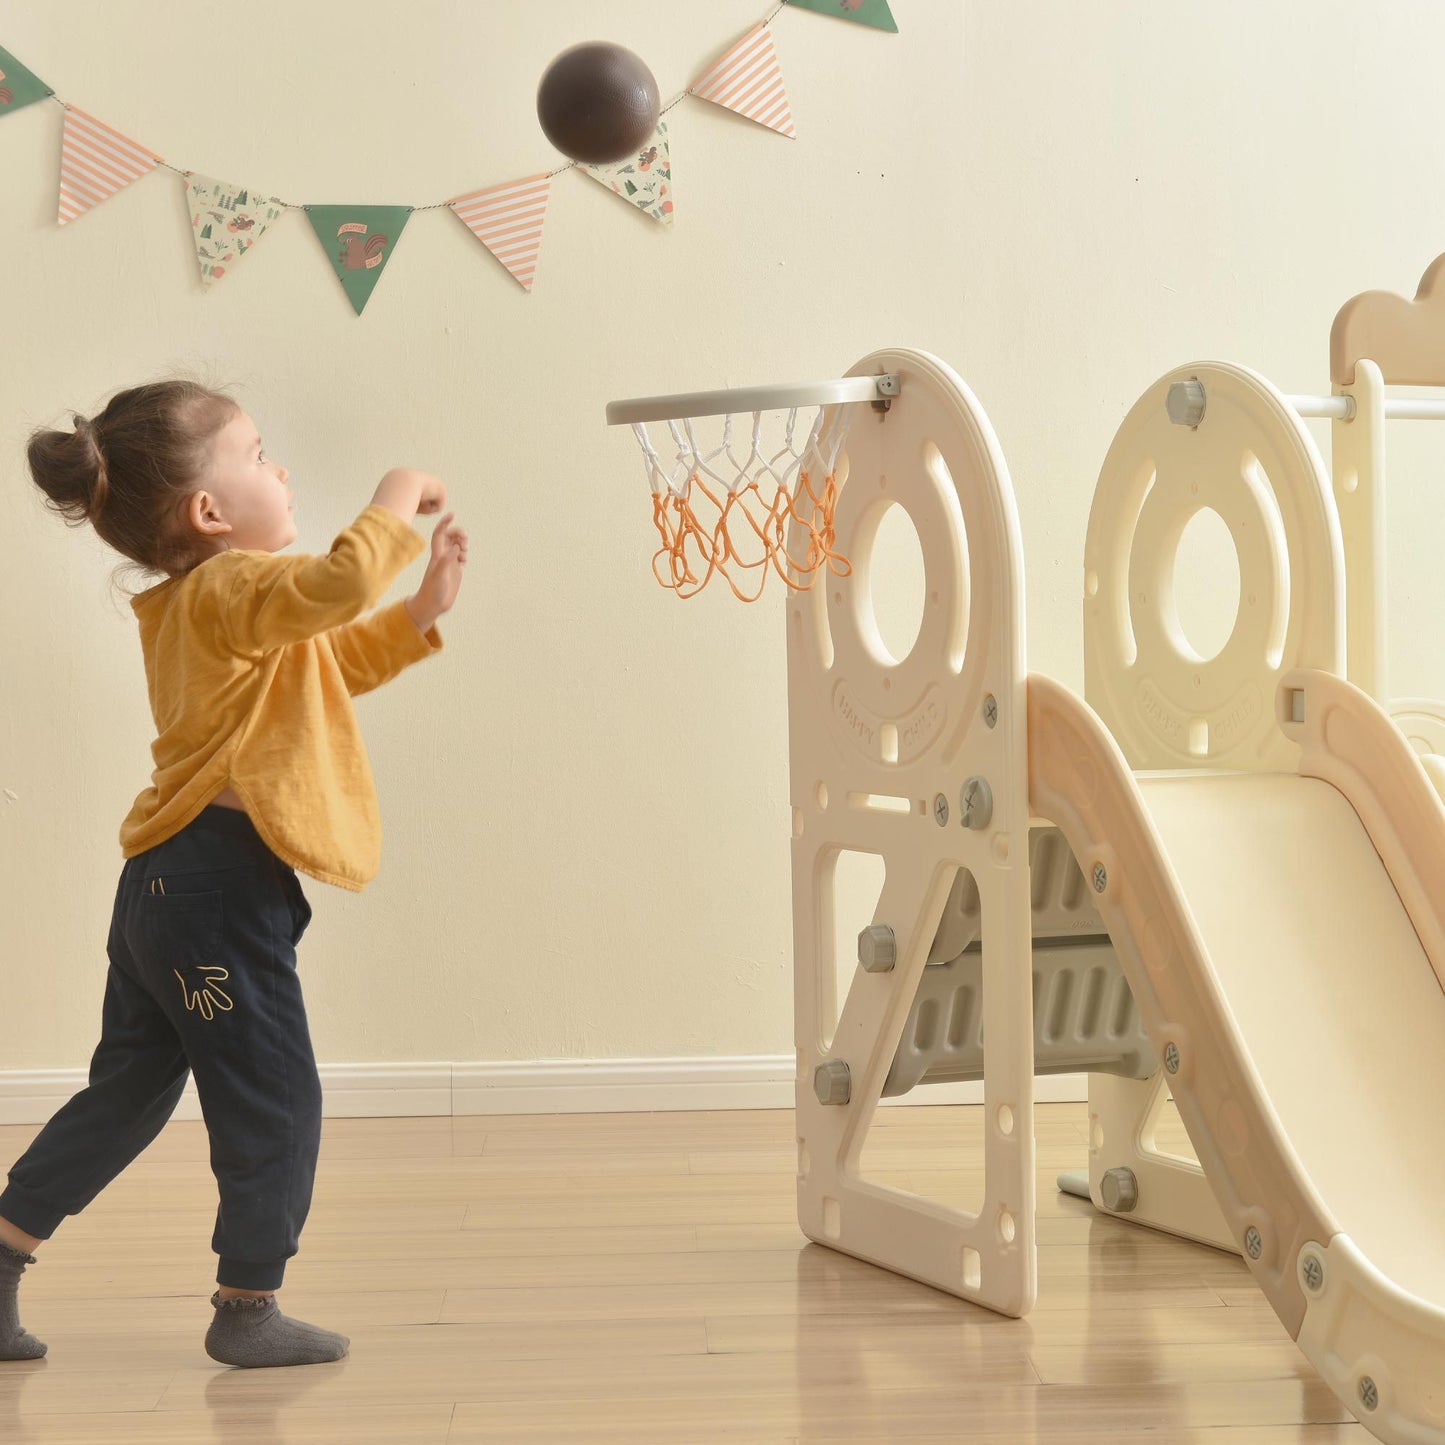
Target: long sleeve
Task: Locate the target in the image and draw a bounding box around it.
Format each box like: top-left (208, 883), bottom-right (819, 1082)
top-left (221, 505), bottom-right (427, 656)
top-left (324, 599), bottom-right (444, 697)
top-left (121, 503), bottom-right (445, 892)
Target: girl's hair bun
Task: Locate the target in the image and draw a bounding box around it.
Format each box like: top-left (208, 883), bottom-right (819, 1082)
top-left (28, 412), bottom-right (110, 523)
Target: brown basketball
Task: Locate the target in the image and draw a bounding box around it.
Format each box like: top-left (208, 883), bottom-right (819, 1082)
top-left (536, 42), bottom-right (660, 167)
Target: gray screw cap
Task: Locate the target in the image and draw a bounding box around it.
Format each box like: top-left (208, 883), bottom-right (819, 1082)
top-left (857, 923), bottom-right (897, 973)
top-left (1100, 1166), bottom-right (1138, 1213)
top-left (1167, 378), bottom-right (1207, 427)
top-left (814, 1059), bottom-right (851, 1105)
top-left (1302, 1253), bottom-right (1325, 1292)
top-left (960, 776), bottom-right (994, 830)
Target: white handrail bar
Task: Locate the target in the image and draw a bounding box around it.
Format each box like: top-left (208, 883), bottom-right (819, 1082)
top-left (1285, 394), bottom-right (1445, 422)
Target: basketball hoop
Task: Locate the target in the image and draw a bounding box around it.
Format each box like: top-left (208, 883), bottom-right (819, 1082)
top-left (606, 373), bottom-right (900, 601)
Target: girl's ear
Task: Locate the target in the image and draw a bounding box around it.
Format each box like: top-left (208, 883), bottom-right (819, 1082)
top-left (187, 490), bottom-right (231, 540)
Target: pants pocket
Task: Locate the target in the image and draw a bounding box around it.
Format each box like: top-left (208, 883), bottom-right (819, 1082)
top-left (137, 887), bottom-right (229, 1023)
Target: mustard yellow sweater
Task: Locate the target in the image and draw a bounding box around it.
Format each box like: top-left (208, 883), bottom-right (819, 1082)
top-left (119, 504), bottom-right (444, 891)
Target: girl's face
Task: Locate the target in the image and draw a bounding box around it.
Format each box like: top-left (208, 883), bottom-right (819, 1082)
top-left (188, 408), bottom-right (295, 554)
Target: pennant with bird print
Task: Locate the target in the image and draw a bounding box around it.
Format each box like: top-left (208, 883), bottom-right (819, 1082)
top-left (306, 204), bottom-right (412, 314)
top-left (786, 0), bottom-right (897, 32)
top-left (0, 45), bottom-right (53, 117)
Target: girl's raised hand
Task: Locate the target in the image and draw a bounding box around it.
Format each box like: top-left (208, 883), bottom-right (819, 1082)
top-left (415, 513), bottom-right (467, 619)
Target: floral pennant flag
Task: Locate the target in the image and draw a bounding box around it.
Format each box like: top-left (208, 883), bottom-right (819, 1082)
top-left (785, 0), bottom-right (898, 31)
top-left (185, 174), bottom-right (286, 286)
top-left (691, 24), bottom-right (796, 138)
top-left (58, 106), bottom-right (163, 226)
top-left (0, 46), bottom-right (54, 117)
top-left (582, 118), bottom-right (673, 226)
top-left (449, 174), bottom-right (550, 293)
top-left (305, 204), bottom-right (412, 314)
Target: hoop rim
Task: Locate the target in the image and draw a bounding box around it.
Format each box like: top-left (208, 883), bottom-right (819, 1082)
top-left (605, 374), bottom-right (898, 425)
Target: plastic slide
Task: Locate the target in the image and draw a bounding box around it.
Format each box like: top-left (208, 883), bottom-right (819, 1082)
top-left (1032, 667), bottom-right (1445, 1438)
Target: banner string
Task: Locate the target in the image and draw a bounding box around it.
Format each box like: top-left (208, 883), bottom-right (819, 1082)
top-left (42, 0), bottom-right (793, 214)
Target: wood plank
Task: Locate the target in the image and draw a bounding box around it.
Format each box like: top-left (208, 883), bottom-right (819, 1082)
top-left (0, 1101), bottom-right (1369, 1443)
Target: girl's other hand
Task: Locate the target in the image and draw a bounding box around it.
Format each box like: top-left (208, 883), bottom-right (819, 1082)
top-left (406, 513), bottom-right (468, 631)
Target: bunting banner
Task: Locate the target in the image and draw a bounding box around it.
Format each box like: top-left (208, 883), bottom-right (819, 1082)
top-left (691, 24), bottom-right (795, 139)
top-left (0, 45), bottom-right (53, 116)
top-left (449, 174), bottom-right (550, 293)
top-left (786, 0), bottom-right (898, 31)
top-left (582, 119), bottom-right (673, 226)
top-left (58, 105), bottom-right (163, 226)
top-left (2, 3), bottom-right (898, 309)
top-left (306, 204), bottom-right (412, 314)
top-left (185, 174), bottom-right (287, 285)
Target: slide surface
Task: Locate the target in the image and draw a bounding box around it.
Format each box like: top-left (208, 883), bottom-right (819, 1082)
top-left (1029, 669), bottom-right (1445, 1442)
top-left (1141, 770), bottom-right (1445, 1307)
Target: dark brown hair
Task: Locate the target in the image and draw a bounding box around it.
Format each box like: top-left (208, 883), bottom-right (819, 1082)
top-left (27, 378), bottom-right (239, 589)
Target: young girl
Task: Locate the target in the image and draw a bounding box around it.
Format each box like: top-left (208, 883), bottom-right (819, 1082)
top-left (1, 379), bottom-right (466, 1368)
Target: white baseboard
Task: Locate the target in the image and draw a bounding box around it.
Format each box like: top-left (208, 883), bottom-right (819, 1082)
top-left (0, 1058), bottom-right (1087, 1126)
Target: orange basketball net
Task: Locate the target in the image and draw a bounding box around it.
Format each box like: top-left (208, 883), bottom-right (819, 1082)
top-left (627, 407), bottom-right (854, 602)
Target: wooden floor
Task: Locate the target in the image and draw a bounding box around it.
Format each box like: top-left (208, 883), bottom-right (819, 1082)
top-left (0, 1102), bottom-right (1363, 1444)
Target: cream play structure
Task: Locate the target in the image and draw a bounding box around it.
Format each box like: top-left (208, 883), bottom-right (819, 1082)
top-left (1061, 257), bottom-right (1445, 1287)
top-left (786, 345), bottom-right (1445, 1443)
top-left (606, 258), bottom-right (1445, 1444)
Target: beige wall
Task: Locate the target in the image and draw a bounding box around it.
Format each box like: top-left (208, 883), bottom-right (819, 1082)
top-left (4, 1), bottom-right (1445, 1072)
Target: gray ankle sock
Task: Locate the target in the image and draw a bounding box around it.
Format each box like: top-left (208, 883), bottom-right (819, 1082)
top-left (0, 1241), bottom-right (47, 1361)
top-left (205, 1291), bottom-right (349, 1368)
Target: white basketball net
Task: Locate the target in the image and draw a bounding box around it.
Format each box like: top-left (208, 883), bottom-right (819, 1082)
top-left (627, 405), bottom-right (855, 601)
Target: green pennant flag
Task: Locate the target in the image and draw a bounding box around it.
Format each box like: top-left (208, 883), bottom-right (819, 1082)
top-left (0, 45), bottom-right (55, 116)
top-left (305, 205), bottom-right (412, 315)
top-left (786, 0), bottom-right (898, 31)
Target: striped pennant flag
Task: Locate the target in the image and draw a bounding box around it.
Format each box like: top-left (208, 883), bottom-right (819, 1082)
top-left (449, 174), bottom-right (551, 292)
top-left (58, 106), bottom-right (163, 226)
top-left (691, 24), bottom-right (796, 138)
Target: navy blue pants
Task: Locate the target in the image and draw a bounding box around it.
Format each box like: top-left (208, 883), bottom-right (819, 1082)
top-left (0, 805), bottom-right (322, 1291)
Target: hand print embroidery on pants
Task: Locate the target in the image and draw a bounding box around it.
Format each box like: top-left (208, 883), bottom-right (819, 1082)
top-left (175, 965), bottom-right (234, 1021)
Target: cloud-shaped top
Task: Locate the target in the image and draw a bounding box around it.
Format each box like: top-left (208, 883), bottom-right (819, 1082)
top-left (1332, 252), bottom-right (1445, 386)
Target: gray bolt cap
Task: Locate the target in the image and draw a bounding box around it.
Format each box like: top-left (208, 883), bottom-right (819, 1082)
top-left (1167, 378), bottom-right (1207, 427)
top-left (857, 923), bottom-right (897, 973)
top-left (1100, 1166), bottom-right (1138, 1213)
top-left (814, 1059), bottom-right (851, 1105)
top-left (1302, 1253), bottom-right (1325, 1292)
top-left (960, 776), bottom-right (994, 830)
